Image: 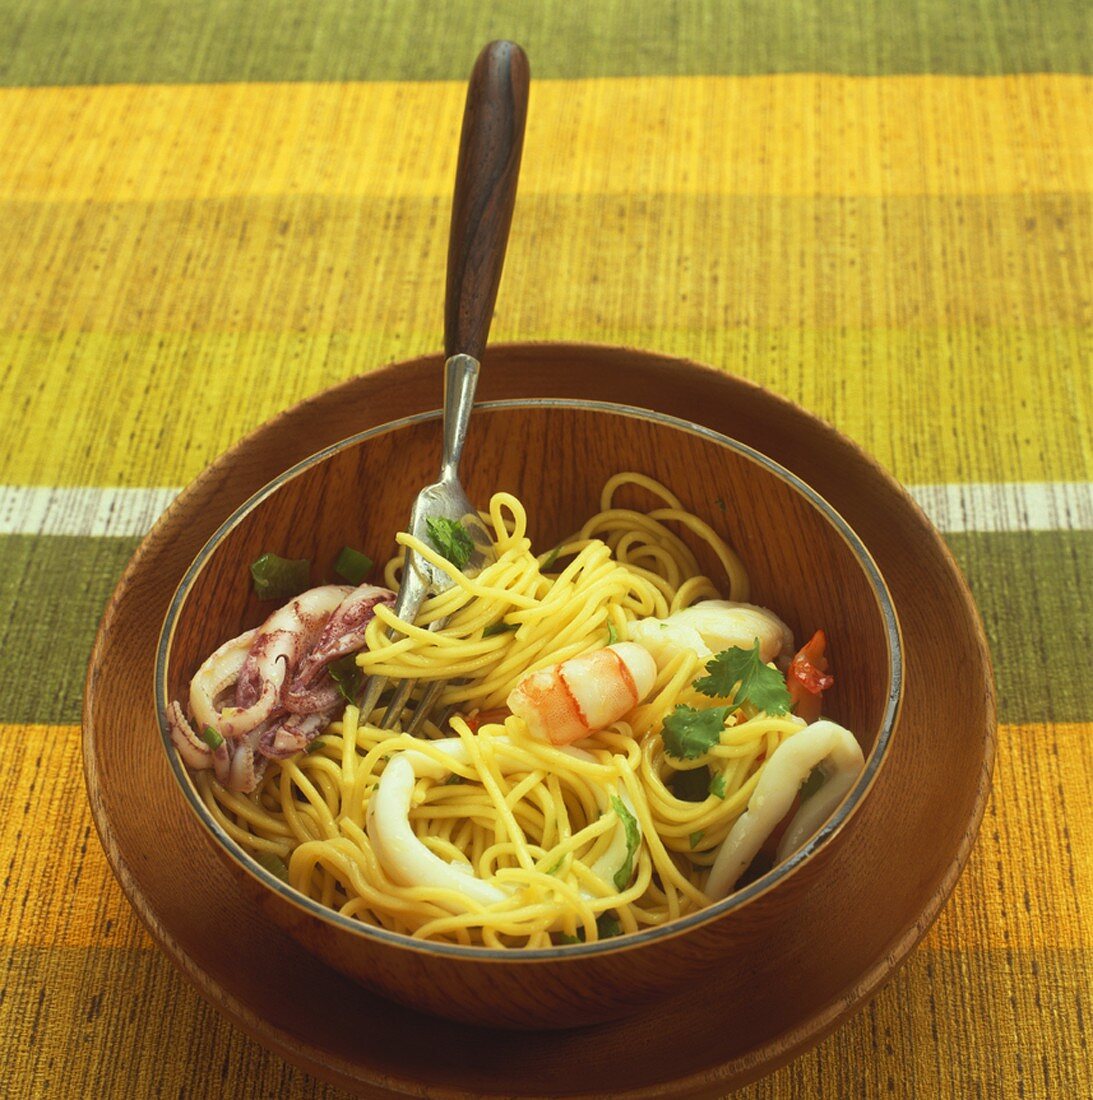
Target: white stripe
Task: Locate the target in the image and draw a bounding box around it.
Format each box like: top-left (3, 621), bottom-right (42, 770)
top-left (0, 486), bottom-right (180, 537)
top-left (906, 482), bottom-right (1093, 534)
top-left (0, 483), bottom-right (1090, 538)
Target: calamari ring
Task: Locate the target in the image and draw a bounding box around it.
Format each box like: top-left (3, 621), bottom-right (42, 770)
top-left (705, 720), bottom-right (864, 898)
top-left (366, 735), bottom-right (641, 911)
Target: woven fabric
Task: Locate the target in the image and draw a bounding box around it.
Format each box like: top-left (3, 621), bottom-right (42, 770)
top-left (0, 2), bottom-right (1089, 1096)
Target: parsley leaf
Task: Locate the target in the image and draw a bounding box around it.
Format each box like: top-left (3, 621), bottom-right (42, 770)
top-left (693, 641), bottom-right (792, 715)
top-left (661, 704), bottom-right (731, 759)
top-left (709, 772), bottom-right (727, 799)
top-left (609, 796), bottom-right (640, 890)
top-left (425, 517), bottom-right (475, 570)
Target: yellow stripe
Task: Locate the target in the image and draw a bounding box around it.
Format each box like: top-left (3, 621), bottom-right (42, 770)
top-left (2, 722), bottom-right (1087, 949)
top-left (0, 193), bottom-right (1085, 336)
top-left (2, 321), bottom-right (1082, 486)
top-left (0, 75), bottom-right (1087, 203)
top-left (0, 724), bottom-right (151, 950)
top-left (925, 722), bottom-right (1092, 952)
top-left (0, 327), bottom-right (1086, 487)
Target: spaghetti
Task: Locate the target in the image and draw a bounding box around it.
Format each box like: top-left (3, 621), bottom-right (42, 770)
top-left (190, 473), bottom-right (862, 947)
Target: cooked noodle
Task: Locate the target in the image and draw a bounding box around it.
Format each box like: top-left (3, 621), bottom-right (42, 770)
top-left (195, 473), bottom-right (823, 947)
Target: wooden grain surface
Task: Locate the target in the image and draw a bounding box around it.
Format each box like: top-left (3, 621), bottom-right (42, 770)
top-left (86, 349), bottom-right (989, 1094)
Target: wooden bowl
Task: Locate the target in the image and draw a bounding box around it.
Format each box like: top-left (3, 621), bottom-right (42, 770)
top-left (153, 397), bottom-right (902, 1029)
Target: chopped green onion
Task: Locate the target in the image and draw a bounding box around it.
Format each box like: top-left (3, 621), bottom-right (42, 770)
top-left (544, 853), bottom-right (566, 875)
top-left (304, 738), bottom-right (325, 755)
top-left (689, 830), bottom-right (705, 849)
top-left (540, 546), bottom-right (560, 570)
top-left (606, 623), bottom-right (618, 645)
top-left (202, 726), bottom-right (224, 750)
top-left (250, 552), bottom-right (310, 600)
top-left (333, 545), bottom-right (374, 585)
top-left (254, 851), bottom-right (289, 882)
top-left (709, 772), bottom-right (727, 799)
top-left (483, 621), bottom-right (517, 637)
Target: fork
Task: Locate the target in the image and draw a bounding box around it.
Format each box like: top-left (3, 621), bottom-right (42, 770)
top-left (357, 41), bottom-right (530, 734)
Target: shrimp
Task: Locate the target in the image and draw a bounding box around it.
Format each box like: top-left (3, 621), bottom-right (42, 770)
top-left (628, 600), bottom-right (793, 670)
top-left (506, 642), bottom-right (657, 746)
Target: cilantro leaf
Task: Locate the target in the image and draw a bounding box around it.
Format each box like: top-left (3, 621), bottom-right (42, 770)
top-left (425, 517), bottom-right (475, 570)
top-left (661, 704), bottom-right (731, 759)
top-left (609, 796), bottom-right (640, 890)
top-left (693, 641), bottom-right (792, 715)
top-left (555, 913), bottom-right (624, 944)
top-left (709, 772), bottom-right (727, 799)
top-left (689, 830), bottom-right (705, 849)
top-left (327, 654), bottom-right (362, 704)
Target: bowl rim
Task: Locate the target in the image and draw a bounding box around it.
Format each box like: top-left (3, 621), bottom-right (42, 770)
top-left (155, 396), bottom-right (904, 961)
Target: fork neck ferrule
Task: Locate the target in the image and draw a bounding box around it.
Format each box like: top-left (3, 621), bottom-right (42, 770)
top-left (441, 353), bottom-right (480, 480)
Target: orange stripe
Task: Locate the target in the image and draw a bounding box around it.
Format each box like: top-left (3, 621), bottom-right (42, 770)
top-left (3, 721), bottom-right (1088, 948)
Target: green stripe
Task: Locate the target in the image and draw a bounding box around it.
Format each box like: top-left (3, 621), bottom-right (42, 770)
top-left (946, 532), bottom-right (1092, 725)
top-left (2, 531), bottom-right (1087, 725)
top-left (0, 0), bottom-right (1088, 85)
top-left (0, 535), bottom-right (138, 725)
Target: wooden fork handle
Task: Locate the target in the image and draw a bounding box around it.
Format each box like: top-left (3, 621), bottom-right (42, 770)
top-left (444, 40), bottom-right (529, 362)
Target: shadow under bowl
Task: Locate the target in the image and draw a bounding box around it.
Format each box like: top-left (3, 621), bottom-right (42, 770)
top-left (156, 398), bottom-right (902, 1030)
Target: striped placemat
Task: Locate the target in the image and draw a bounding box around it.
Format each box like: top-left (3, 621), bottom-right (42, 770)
top-left (1, 2), bottom-right (1089, 1096)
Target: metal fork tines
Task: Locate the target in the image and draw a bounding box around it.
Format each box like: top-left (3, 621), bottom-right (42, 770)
top-left (355, 41), bottom-right (525, 736)
top-left (357, 551), bottom-right (449, 735)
